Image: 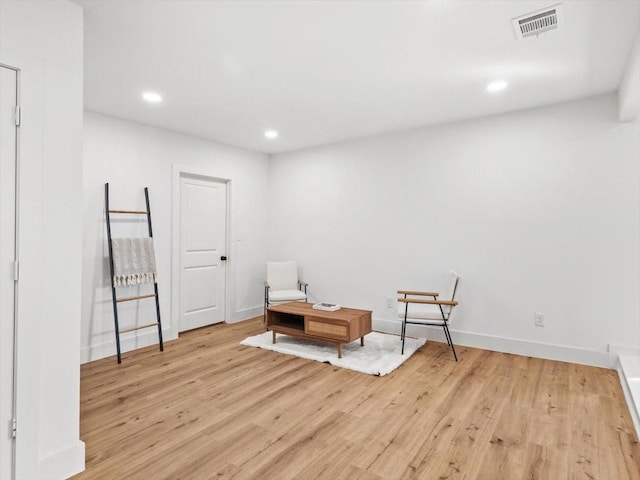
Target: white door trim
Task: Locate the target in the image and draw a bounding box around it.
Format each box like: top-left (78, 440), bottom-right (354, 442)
top-left (171, 164), bottom-right (231, 339)
top-left (1, 62), bottom-right (20, 480)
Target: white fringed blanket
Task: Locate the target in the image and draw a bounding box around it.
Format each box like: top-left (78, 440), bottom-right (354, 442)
top-left (111, 238), bottom-right (157, 286)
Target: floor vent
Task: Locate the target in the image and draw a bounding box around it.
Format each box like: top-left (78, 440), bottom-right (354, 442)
top-left (512, 4), bottom-right (563, 40)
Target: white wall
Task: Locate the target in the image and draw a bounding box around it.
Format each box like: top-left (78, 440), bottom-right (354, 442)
top-left (0, 0), bottom-right (85, 478)
top-left (619, 30), bottom-right (640, 122)
top-left (268, 93), bottom-right (640, 367)
top-left (82, 112), bottom-right (269, 362)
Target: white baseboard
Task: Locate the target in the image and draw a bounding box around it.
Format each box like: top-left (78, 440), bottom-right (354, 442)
top-left (81, 328), bottom-right (171, 364)
top-left (81, 306), bottom-right (264, 363)
top-left (82, 315), bottom-right (616, 372)
top-left (373, 318), bottom-right (610, 368)
top-left (373, 318), bottom-right (431, 339)
top-left (35, 440), bottom-right (85, 479)
top-left (229, 305), bottom-right (263, 323)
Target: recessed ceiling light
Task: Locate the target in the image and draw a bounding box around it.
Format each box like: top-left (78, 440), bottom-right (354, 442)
top-left (486, 80), bottom-right (508, 93)
top-left (264, 129), bottom-right (278, 139)
top-left (142, 91), bottom-right (163, 103)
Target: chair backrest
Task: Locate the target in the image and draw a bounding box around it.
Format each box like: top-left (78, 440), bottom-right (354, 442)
top-left (266, 261), bottom-right (299, 291)
top-left (442, 271), bottom-right (460, 317)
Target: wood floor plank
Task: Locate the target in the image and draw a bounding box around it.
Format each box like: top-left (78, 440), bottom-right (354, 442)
top-left (431, 374), bottom-right (512, 480)
top-left (71, 319), bottom-right (640, 480)
top-left (476, 403), bottom-right (532, 480)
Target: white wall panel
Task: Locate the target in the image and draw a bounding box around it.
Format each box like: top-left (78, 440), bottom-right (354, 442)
top-left (268, 94), bottom-right (640, 365)
top-left (81, 112), bottom-right (269, 362)
top-left (0, 0), bottom-right (85, 478)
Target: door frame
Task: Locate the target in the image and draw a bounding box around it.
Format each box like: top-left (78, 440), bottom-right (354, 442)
top-left (171, 165), bottom-right (231, 338)
top-left (0, 62), bottom-right (20, 480)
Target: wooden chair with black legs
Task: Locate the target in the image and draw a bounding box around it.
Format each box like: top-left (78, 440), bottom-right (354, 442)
top-left (397, 271), bottom-right (460, 361)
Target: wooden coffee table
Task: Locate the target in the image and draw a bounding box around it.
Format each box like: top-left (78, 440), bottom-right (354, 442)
top-left (266, 302), bottom-right (372, 358)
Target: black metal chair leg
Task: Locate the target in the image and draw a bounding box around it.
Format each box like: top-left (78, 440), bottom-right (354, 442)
top-left (443, 324), bottom-right (457, 361)
top-left (402, 327), bottom-right (406, 354)
top-left (401, 305), bottom-right (409, 354)
top-left (263, 286), bottom-right (269, 324)
top-left (442, 323), bottom-right (451, 345)
top-left (442, 324), bottom-right (452, 346)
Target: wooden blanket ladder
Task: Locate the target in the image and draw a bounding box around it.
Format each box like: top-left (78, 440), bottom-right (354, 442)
top-left (105, 183), bottom-right (164, 363)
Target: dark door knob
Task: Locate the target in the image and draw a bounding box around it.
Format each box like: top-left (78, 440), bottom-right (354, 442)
top-left (221, 256), bottom-right (227, 261)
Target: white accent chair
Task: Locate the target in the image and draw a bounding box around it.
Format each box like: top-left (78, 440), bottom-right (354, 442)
top-left (397, 271), bottom-right (460, 361)
top-left (264, 261), bottom-right (308, 320)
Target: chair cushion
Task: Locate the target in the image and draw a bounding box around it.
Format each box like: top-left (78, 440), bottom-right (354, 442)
top-left (268, 289), bottom-right (307, 302)
top-left (266, 261), bottom-right (299, 291)
top-left (398, 302), bottom-right (446, 321)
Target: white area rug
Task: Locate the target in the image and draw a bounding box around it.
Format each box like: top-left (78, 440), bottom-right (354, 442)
top-left (240, 331), bottom-right (426, 376)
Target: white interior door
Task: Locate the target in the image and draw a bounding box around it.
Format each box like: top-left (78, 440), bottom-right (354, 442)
top-left (0, 64), bottom-right (18, 480)
top-left (179, 175), bottom-right (227, 332)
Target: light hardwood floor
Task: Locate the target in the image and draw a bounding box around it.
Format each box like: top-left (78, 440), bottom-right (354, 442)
top-left (71, 318), bottom-right (640, 480)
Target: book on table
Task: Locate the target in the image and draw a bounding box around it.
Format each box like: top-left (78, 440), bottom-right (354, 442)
top-left (313, 303), bottom-right (341, 312)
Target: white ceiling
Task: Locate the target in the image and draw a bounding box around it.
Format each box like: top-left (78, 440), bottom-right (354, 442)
top-left (75, 0), bottom-right (640, 154)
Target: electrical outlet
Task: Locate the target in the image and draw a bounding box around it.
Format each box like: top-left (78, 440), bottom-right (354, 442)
top-left (535, 312), bottom-right (545, 327)
top-left (386, 297), bottom-right (393, 309)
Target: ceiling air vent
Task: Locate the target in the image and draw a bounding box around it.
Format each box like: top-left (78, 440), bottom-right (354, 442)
top-left (512, 4), bottom-right (563, 40)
